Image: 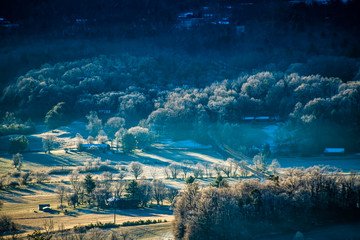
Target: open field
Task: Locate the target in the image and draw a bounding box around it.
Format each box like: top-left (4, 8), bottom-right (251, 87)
top-left (2, 121), bottom-right (360, 238)
top-left (276, 155), bottom-right (360, 172)
top-left (1, 183), bottom-right (173, 237)
top-left (261, 221), bottom-right (360, 240)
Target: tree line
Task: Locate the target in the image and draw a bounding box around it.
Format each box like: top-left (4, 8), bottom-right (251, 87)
top-left (57, 171), bottom-right (178, 211)
top-left (173, 167), bottom-right (360, 240)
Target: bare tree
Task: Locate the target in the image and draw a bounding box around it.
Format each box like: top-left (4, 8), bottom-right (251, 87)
top-left (238, 160), bottom-right (249, 177)
top-left (168, 164), bottom-right (181, 179)
top-left (203, 162), bottom-right (211, 178)
top-left (56, 185), bottom-right (67, 208)
top-left (151, 169), bottom-right (158, 180)
top-left (32, 170), bottom-right (50, 184)
top-left (75, 133), bottom-right (84, 151)
top-left (167, 187), bottom-right (179, 208)
top-left (138, 180), bottom-right (153, 207)
top-left (193, 164), bottom-right (204, 179)
top-left (102, 171), bottom-right (113, 183)
top-left (42, 219), bottom-right (54, 236)
top-left (253, 153), bottom-right (268, 173)
top-left (70, 169), bottom-right (81, 194)
top-left (269, 159), bottom-right (281, 175)
top-left (163, 168), bottom-right (170, 179)
top-left (129, 162), bottom-right (143, 180)
top-left (107, 231), bottom-right (120, 240)
top-left (227, 158), bottom-right (238, 177)
top-left (213, 164), bottom-right (223, 176)
top-left (117, 170), bottom-right (126, 180)
top-left (87, 228), bottom-right (104, 240)
top-left (118, 230), bottom-right (134, 240)
top-left (152, 179), bottom-right (166, 205)
top-left (20, 172), bottom-right (31, 185)
top-left (12, 153), bottom-right (23, 171)
top-left (112, 180), bottom-right (126, 198)
top-left (221, 159), bottom-right (233, 178)
top-left (181, 160), bottom-right (192, 179)
top-left (42, 134), bottom-right (57, 153)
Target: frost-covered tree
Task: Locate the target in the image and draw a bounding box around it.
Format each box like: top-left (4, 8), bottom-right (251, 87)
top-left (129, 162), bottom-right (143, 180)
top-left (128, 126), bottom-right (153, 150)
top-left (86, 111), bottom-right (102, 137)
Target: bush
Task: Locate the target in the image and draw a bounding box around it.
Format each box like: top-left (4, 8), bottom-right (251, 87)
top-left (72, 219), bottom-right (165, 232)
top-left (45, 102), bottom-right (71, 129)
top-left (121, 219), bottom-right (163, 226)
top-left (48, 167), bottom-right (72, 175)
top-left (8, 135), bottom-right (28, 154)
top-left (0, 215), bottom-right (20, 236)
top-left (0, 123), bottom-right (35, 137)
top-left (74, 222), bottom-right (119, 231)
top-left (7, 181), bottom-right (19, 189)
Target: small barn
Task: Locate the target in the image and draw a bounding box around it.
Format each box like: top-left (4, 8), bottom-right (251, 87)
top-left (39, 204), bottom-right (50, 211)
top-left (324, 148), bottom-right (345, 155)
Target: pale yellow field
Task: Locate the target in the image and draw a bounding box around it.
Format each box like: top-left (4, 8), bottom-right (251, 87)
top-left (0, 139), bottom-right (229, 237)
top-left (1, 184), bottom-right (173, 236)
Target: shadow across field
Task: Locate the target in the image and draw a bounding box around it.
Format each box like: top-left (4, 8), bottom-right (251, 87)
top-left (76, 207), bottom-right (172, 218)
top-left (116, 208), bottom-right (172, 218)
top-left (22, 152), bottom-right (81, 167)
top-left (0, 194), bottom-right (25, 203)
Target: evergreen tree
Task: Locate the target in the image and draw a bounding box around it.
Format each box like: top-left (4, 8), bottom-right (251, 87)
top-left (125, 180), bottom-right (140, 201)
top-left (210, 175), bottom-right (229, 188)
top-left (122, 132), bottom-right (137, 154)
top-left (83, 173), bottom-right (96, 195)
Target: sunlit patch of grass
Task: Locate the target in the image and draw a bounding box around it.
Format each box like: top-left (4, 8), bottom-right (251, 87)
top-left (117, 222), bottom-right (172, 240)
top-left (182, 152), bottom-right (224, 164)
top-left (1, 183), bottom-right (174, 235)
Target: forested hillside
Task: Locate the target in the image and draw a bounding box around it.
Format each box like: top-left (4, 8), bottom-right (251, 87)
top-left (1, 54), bottom-right (359, 154)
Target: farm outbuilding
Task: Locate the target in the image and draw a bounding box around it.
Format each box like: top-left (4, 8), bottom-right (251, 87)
top-left (324, 148), bottom-right (345, 155)
top-left (39, 204), bottom-right (50, 211)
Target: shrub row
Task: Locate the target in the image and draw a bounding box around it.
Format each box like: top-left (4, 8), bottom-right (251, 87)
top-left (73, 219), bottom-right (166, 231)
top-left (121, 219), bottom-right (166, 226)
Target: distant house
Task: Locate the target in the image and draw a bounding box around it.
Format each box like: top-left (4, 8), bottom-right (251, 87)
top-left (106, 197), bottom-right (140, 209)
top-left (288, 0), bottom-right (330, 5)
top-left (176, 12), bottom-right (203, 30)
top-left (243, 117), bottom-right (255, 121)
top-left (98, 110), bottom-right (111, 114)
top-left (256, 116), bottom-right (270, 120)
top-left (243, 116), bottom-right (272, 121)
top-left (72, 18), bottom-right (88, 32)
top-left (107, 197), bottom-right (120, 203)
top-left (0, 18), bottom-right (19, 29)
top-left (81, 144), bottom-right (110, 152)
top-left (324, 148), bottom-right (345, 155)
